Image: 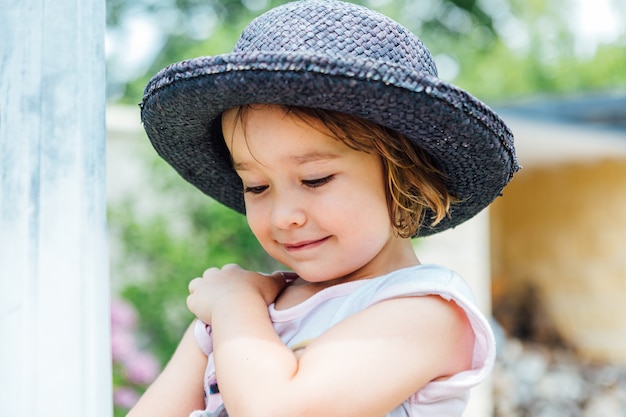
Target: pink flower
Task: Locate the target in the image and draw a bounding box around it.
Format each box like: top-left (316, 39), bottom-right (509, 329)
top-left (111, 299), bottom-right (137, 330)
top-left (111, 329), bottom-right (137, 362)
top-left (124, 351), bottom-right (160, 385)
top-left (114, 387), bottom-right (140, 409)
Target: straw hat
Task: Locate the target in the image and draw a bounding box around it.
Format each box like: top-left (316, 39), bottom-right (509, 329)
top-left (141, 0), bottom-right (519, 236)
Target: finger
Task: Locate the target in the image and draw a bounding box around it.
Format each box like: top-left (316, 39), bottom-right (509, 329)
top-left (186, 293), bottom-right (197, 316)
top-left (188, 277), bottom-right (202, 294)
top-left (202, 266), bottom-right (220, 277)
top-left (263, 271), bottom-right (294, 290)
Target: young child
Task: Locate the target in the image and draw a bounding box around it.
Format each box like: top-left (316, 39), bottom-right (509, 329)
top-left (132, 1), bottom-right (519, 416)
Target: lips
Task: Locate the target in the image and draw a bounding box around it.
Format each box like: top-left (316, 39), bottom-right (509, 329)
top-left (282, 236), bottom-right (330, 251)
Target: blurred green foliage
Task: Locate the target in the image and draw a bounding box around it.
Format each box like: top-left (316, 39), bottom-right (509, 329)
top-left (107, 0), bottom-right (626, 105)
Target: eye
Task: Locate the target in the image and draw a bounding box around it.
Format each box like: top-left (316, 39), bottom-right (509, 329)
top-left (244, 185), bottom-right (269, 194)
top-left (302, 175), bottom-right (335, 188)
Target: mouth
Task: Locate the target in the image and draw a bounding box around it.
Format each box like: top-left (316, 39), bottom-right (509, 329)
top-left (283, 236), bottom-right (330, 252)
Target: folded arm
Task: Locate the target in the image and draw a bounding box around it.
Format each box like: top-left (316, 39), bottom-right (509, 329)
top-left (204, 274), bottom-right (474, 417)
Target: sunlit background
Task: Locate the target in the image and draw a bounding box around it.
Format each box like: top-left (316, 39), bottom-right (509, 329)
top-left (104, 1), bottom-right (626, 416)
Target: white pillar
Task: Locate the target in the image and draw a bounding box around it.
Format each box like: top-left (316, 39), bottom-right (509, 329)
top-left (0, 0), bottom-right (111, 416)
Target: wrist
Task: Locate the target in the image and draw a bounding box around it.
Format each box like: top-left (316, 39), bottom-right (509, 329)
top-left (216, 286), bottom-right (268, 315)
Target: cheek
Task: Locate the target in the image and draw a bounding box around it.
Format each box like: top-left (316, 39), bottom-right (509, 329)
top-left (351, 176), bottom-right (389, 215)
top-left (244, 201), bottom-right (268, 240)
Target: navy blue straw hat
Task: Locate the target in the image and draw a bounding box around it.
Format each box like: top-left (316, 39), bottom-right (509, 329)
top-left (140, 0), bottom-right (519, 237)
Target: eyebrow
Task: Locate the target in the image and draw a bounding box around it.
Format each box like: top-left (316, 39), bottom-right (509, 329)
top-left (233, 151), bottom-right (341, 171)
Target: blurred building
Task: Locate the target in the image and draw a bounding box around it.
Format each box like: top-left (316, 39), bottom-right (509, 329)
top-left (491, 94), bottom-right (626, 363)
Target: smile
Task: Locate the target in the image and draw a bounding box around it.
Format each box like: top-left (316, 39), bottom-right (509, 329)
top-left (283, 237), bottom-right (330, 251)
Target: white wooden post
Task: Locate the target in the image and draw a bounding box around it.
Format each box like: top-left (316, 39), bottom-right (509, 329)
top-left (0, 0), bottom-right (111, 416)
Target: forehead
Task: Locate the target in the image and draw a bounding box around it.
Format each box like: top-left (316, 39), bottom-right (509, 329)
top-left (222, 105), bottom-right (338, 153)
top-left (222, 104), bottom-right (325, 137)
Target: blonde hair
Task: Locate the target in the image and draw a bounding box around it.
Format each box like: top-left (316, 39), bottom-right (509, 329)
top-left (230, 105), bottom-right (456, 238)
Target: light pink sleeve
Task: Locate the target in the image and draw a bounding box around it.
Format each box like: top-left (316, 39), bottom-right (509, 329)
top-left (193, 319), bottom-right (213, 356)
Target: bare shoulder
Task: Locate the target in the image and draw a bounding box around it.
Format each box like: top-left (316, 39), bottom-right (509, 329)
top-left (393, 295), bottom-right (476, 377)
top-left (311, 294), bottom-right (475, 379)
top-left (398, 295), bottom-right (473, 368)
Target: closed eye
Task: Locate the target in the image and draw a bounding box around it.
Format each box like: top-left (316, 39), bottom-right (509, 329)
top-left (244, 185), bottom-right (269, 194)
top-left (302, 175), bottom-right (335, 188)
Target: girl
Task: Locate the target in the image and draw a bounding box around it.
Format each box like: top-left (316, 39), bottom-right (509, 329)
top-left (133, 1), bottom-right (519, 416)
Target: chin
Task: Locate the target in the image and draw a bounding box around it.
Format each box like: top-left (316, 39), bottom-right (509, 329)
top-left (298, 268), bottom-right (354, 284)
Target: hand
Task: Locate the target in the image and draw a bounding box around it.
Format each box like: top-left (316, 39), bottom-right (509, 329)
top-left (186, 264), bottom-right (290, 324)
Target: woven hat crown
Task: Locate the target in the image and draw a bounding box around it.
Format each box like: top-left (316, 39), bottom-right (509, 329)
top-left (234, 0), bottom-right (438, 77)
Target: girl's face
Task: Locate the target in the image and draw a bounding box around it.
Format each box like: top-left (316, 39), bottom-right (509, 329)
top-left (222, 105), bottom-right (417, 284)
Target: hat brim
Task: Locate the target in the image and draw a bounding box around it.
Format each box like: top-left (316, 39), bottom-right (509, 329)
top-left (141, 51), bottom-right (518, 237)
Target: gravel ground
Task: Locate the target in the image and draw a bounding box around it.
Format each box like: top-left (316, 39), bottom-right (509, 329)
top-left (493, 337), bottom-right (626, 417)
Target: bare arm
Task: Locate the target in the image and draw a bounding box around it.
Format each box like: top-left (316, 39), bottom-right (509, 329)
top-left (126, 321), bottom-right (207, 417)
top-left (188, 266), bottom-right (474, 417)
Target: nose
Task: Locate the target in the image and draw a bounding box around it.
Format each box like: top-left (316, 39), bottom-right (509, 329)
top-left (270, 190), bottom-right (307, 229)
